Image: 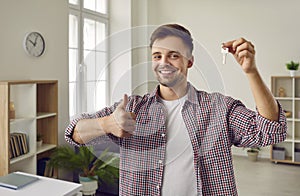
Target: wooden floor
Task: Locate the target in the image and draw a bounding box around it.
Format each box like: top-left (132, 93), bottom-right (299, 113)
top-left (233, 155), bottom-right (300, 196)
top-left (96, 155), bottom-right (300, 196)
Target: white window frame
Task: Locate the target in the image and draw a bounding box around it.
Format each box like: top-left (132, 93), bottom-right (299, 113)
top-left (69, 0), bottom-right (109, 118)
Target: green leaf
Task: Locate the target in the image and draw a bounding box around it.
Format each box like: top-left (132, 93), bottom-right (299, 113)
top-left (49, 145), bottom-right (119, 184)
top-left (286, 61), bottom-right (299, 70)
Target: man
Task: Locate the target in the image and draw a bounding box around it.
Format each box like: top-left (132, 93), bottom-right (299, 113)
top-left (65, 24), bottom-right (287, 195)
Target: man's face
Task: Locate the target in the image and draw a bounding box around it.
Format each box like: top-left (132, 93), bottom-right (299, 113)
top-left (151, 36), bottom-right (193, 88)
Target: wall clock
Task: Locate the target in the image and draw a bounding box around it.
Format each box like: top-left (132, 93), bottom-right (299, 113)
top-left (23, 32), bottom-right (45, 57)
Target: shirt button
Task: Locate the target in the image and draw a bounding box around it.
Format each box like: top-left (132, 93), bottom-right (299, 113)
top-left (156, 185), bottom-right (160, 190)
top-left (158, 160), bottom-right (163, 164)
top-left (161, 133), bottom-right (166, 137)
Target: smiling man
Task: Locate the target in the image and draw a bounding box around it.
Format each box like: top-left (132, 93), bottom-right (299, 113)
top-left (151, 35), bottom-right (193, 100)
top-left (65, 24), bottom-right (287, 195)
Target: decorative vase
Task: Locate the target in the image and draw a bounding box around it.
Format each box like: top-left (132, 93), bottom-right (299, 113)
top-left (289, 70), bottom-right (297, 77)
top-left (9, 101), bottom-right (15, 119)
top-left (79, 175), bottom-right (98, 196)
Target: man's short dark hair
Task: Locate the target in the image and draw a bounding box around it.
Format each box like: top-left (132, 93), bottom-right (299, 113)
top-left (150, 24), bottom-right (194, 54)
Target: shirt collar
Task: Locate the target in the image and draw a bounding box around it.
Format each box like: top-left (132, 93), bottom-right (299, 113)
top-left (149, 82), bottom-right (199, 105)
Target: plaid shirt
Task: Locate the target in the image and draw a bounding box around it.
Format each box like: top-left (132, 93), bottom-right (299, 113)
top-left (65, 83), bottom-right (287, 196)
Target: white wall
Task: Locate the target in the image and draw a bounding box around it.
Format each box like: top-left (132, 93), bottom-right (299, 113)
top-left (108, 0), bottom-right (133, 103)
top-left (146, 0), bottom-right (300, 158)
top-left (0, 0), bottom-right (69, 145)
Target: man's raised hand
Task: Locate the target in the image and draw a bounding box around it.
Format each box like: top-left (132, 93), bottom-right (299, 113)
top-left (223, 37), bottom-right (256, 74)
top-left (109, 94), bottom-right (136, 138)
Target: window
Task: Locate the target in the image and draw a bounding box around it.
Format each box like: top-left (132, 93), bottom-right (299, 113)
top-left (69, 0), bottom-right (108, 118)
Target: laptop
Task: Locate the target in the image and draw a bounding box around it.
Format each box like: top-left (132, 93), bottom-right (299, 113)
top-left (0, 172), bottom-right (39, 190)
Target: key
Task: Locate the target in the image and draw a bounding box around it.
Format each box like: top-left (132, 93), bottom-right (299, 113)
top-left (221, 47), bottom-right (229, 64)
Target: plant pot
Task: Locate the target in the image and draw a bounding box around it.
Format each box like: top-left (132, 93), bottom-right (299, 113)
top-left (37, 140), bottom-right (43, 148)
top-left (79, 175), bottom-right (98, 196)
top-left (247, 151), bottom-right (258, 162)
top-left (289, 70), bottom-right (297, 77)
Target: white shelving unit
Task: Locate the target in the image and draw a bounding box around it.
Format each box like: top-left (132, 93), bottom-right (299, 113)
top-left (271, 76), bottom-right (300, 164)
top-left (0, 80), bottom-right (58, 176)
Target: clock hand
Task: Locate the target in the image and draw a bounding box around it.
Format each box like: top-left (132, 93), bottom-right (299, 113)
top-left (34, 35), bottom-right (38, 46)
top-left (28, 39), bottom-right (35, 46)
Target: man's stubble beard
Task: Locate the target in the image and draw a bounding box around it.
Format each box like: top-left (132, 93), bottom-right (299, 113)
top-left (157, 72), bottom-right (186, 88)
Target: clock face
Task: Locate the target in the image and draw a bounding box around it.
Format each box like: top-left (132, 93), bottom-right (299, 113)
top-left (24, 32), bottom-right (45, 57)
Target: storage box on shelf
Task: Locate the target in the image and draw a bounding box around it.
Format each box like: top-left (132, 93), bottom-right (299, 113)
top-left (295, 148), bottom-right (300, 162)
top-left (272, 147), bottom-right (286, 160)
top-left (0, 80), bottom-right (58, 176)
top-left (270, 76), bottom-right (300, 164)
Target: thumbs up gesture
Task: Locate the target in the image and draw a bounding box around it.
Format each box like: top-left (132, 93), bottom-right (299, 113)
top-left (109, 94), bottom-right (136, 138)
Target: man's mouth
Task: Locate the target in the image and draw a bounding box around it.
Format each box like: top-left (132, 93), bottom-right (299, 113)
top-left (159, 70), bottom-right (176, 74)
top-left (157, 65), bottom-right (178, 76)
top-left (158, 69), bottom-right (177, 78)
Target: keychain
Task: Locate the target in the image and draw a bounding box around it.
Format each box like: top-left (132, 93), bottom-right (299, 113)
top-left (221, 47), bottom-right (229, 64)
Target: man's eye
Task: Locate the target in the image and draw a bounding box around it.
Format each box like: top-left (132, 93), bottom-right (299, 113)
top-left (169, 54), bottom-right (179, 59)
top-left (153, 55), bottom-right (161, 60)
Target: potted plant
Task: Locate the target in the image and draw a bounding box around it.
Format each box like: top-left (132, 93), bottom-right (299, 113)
top-left (49, 145), bottom-right (119, 195)
top-left (36, 133), bottom-right (43, 148)
top-left (246, 147), bottom-right (260, 162)
top-left (286, 61), bottom-right (299, 77)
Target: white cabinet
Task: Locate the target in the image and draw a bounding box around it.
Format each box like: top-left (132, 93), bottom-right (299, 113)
top-left (271, 76), bottom-right (300, 164)
top-left (0, 80), bottom-right (58, 176)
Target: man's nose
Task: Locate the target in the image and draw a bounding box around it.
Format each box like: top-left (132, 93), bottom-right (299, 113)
top-left (160, 55), bottom-right (169, 64)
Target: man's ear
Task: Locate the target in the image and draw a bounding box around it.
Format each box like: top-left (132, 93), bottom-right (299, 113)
top-left (187, 56), bottom-right (194, 68)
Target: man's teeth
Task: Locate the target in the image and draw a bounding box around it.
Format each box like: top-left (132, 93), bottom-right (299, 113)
top-left (160, 70), bottom-right (173, 74)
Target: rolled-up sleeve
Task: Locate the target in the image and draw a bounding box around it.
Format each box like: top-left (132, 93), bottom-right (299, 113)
top-left (230, 99), bottom-right (287, 147)
top-left (255, 101), bottom-right (287, 146)
top-left (64, 113), bottom-right (110, 147)
top-left (64, 103), bottom-right (120, 146)
top-left (65, 115), bottom-right (83, 147)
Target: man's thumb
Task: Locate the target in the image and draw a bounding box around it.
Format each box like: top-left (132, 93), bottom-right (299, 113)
top-left (119, 94), bottom-right (129, 109)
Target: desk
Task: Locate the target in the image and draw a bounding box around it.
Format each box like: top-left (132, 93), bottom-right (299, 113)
top-left (0, 172), bottom-right (82, 196)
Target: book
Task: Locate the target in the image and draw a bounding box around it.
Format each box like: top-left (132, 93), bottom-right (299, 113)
top-left (10, 137), bottom-right (17, 158)
top-left (11, 135), bottom-right (21, 157)
top-left (37, 158), bottom-right (49, 176)
top-left (44, 160), bottom-right (53, 177)
top-left (0, 172), bottom-right (39, 190)
top-left (8, 140), bottom-right (12, 159)
top-left (9, 132), bottom-right (29, 159)
top-left (21, 133), bottom-right (28, 153)
top-left (12, 133), bottom-right (23, 155)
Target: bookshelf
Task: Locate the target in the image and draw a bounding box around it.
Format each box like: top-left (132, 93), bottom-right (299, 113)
top-left (270, 76), bottom-right (300, 164)
top-left (0, 80), bottom-right (58, 176)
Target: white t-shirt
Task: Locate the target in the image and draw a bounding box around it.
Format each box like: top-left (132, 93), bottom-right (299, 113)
top-left (161, 95), bottom-right (198, 196)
